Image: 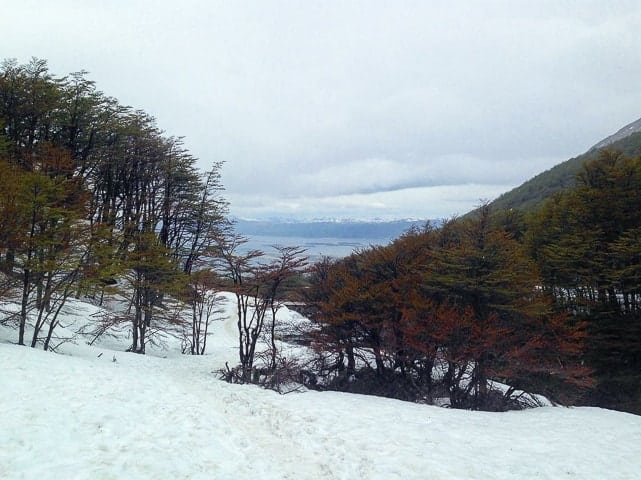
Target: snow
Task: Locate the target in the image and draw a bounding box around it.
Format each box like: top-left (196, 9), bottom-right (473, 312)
top-left (2, 295), bottom-right (641, 479)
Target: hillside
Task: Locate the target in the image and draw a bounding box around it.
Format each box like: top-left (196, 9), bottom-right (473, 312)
top-left (2, 296), bottom-right (641, 479)
top-left (489, 121), bottom-right (641, 213)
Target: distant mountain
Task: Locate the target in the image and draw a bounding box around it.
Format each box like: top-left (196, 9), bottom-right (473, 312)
top-left (234, 218), bottom-right (429, 240)
top-left (488, 118), bottom-right (641, 213)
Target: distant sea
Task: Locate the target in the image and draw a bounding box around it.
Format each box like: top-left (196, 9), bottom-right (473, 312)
top-left (235, 218), bottom-right (431, 262)
top-left (241, 235), bottom-right (391, 261)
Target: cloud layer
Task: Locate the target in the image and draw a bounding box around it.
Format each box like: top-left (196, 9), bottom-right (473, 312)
top-left (3, 1), bottom-right (641, 219)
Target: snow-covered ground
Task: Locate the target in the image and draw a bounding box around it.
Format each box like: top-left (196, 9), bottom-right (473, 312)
top-left (1, 295), bottom-right (640, 479)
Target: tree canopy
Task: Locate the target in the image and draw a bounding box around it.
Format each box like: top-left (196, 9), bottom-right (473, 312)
top-left (0, 58), bottom-right (227, 352)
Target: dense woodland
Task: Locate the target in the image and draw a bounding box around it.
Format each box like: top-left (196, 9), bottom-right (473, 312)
top-left (1, 59), bottom-right (640, 414)
top-left (0, 58), bottom-right (306, 364)
top-left (0, 58), bottom-right (226, 353)
top-left (307, 150), bottom-right (641, 413)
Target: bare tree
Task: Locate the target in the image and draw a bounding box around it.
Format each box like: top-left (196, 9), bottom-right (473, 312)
top-left (215, 233), bottom-right (308, 385)
top-left (185, 269), bottom-right (223, 355)
top-left (213, 231), bottom-right (264, 381)
top-left (260, 245), bottom-right (308, 372)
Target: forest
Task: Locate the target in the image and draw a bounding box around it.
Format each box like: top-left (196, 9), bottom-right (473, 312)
top-left (306, 149), bottom-right (641, 413)
top-left (1, 59), bottom-right (640, 414)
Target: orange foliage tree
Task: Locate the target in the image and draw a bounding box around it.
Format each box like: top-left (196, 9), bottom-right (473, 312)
top-left (308, 209), bottom-right (592, 410)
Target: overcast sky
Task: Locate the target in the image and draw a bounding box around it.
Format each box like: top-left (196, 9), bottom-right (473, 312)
top-left (2, 1), bottom-right (641, 220)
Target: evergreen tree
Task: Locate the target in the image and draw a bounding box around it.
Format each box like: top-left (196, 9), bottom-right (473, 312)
top-left (527, 150), bottom-right (641, 412)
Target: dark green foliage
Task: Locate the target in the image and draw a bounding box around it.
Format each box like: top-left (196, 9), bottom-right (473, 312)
top-left (526, 150), bottom-right (641, 413)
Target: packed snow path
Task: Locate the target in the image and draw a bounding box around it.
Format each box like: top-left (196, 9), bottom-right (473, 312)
top-left (2, 342), bottom-right (641, 480)
top-left (2, 294), bottom-right (640, 479)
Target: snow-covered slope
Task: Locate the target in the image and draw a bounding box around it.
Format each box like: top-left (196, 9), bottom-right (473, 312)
top-left (591, 116), bottom-right (641, 151)
top-left (1, 296), bottom-right (640, 480)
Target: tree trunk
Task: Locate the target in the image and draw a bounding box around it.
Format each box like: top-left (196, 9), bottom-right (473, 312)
top-left (269, 303), bottom-right (278, 371)
top-left (346, 344), bottom-right (356, 375)
top-left (138, 319), bottom-right (147, 354)
top-left (18, 268), bottom-right (31, 346)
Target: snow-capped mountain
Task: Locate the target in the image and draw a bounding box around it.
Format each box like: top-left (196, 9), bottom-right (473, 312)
top-left (591, 116), bottom-right (641, 151)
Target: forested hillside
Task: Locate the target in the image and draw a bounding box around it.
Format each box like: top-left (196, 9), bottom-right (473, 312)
top-left (525, 150), bottom-right (641, 413)
top-left (489, 128), bottom-right (641, 212)
top-left (305, 149), bottom-right (641, 413)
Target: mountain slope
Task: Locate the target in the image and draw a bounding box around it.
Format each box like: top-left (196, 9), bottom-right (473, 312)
top-left (591, 117), bottom-right (641, 151)
top-left (489, 119), bottom-right (641, 213)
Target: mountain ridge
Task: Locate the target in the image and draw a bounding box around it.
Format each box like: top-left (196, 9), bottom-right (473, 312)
top-left (487, 118), bottom-right (641, 213)
top-left (590, 117), bottom-right (641, 151)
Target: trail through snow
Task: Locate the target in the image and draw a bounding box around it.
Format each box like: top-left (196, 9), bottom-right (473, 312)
top-left (1, 295), bottom-right (640, 479)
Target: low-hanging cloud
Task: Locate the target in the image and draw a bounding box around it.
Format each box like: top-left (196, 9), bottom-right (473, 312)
top-left (3, 1), bottom-right (641, 219)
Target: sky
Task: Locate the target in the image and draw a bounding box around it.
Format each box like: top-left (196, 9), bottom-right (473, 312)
top-left (2, 1), bottom-right (641, 221)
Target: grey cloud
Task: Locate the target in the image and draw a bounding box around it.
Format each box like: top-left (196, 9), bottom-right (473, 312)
top-left (228, 183), bottom-right (513, 221)
top-left (2, 1), bottom-right (641, 219)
